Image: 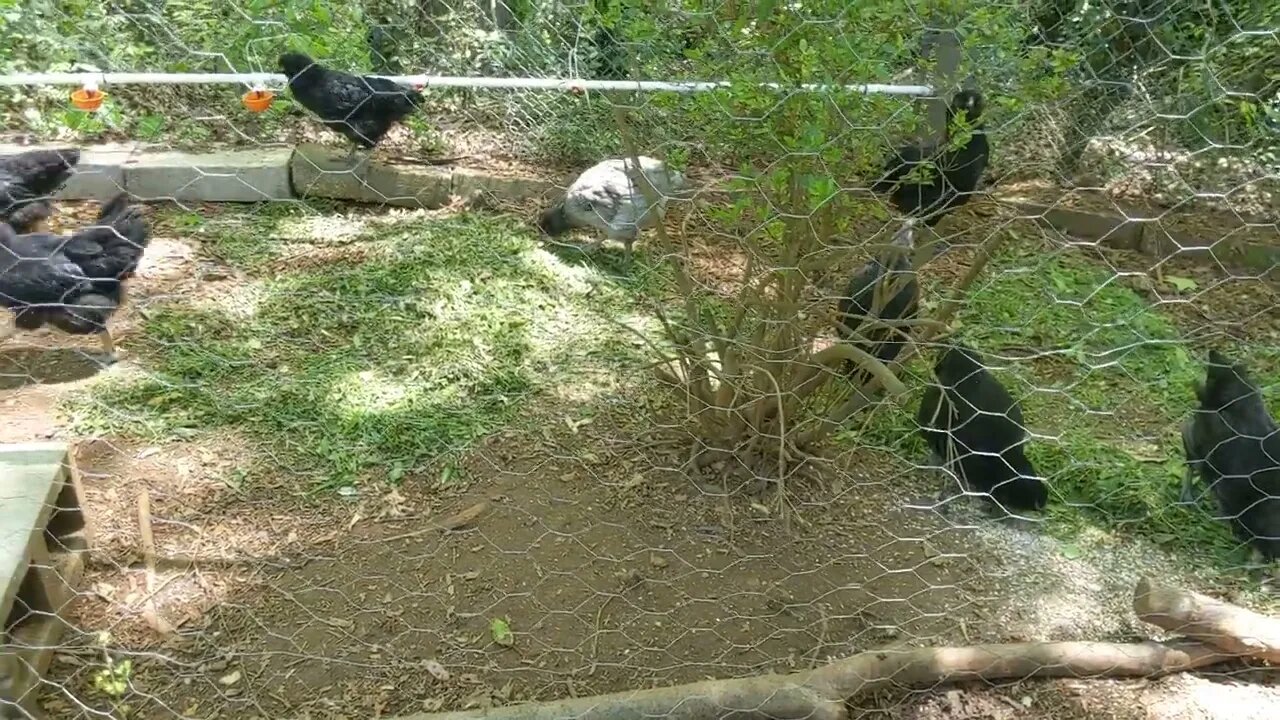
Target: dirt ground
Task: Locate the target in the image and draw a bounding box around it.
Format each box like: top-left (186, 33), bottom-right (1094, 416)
top-left (3, 198), bottom-right (1279, 720)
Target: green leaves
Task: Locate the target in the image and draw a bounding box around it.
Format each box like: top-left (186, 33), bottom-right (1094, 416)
top-left (490, 617), bottom-right (514, 647)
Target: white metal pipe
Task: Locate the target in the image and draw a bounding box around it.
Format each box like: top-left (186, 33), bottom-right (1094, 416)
top-left (0, 72), bottom-right (934, 96)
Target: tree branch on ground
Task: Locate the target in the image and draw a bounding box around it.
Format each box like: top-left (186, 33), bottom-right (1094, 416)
top-left (1133, 576), bottom-right (1280, 664)
top-left (392, 577), bottom-right (1275, 720)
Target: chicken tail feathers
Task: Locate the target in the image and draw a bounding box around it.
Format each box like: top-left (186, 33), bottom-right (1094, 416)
top-left (870, 176), bottom-right (899, 194)
top-left (46, 293), bottom-right (118, 335)
top-left (667, 169), bottom-right (695, 199)
top-left (871, 158), bottom-right (911, 194)
top-left (96, 192), bottom-right (131, 223)
top-left (70, 198), bottom-right (151, 281)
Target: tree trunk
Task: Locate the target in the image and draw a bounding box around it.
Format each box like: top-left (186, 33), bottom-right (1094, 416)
top-left (1133, 576), bottom-right (1280, 664)
top-left (491, 0), bottom-right (516, 33)
top-left (920, 26), bottom-right (962, 145)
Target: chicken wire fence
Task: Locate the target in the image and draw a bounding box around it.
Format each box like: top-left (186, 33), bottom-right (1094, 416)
top-left (1, 1), bottom-right (1279, 719)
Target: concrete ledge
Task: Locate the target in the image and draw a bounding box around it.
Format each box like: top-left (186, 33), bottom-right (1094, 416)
top-left (1008, 201), bottom-right (1147, 250)
top-left (1008, 199), bottom-right (1278, 272)
top-left (291, 143), bottom-right (453, 208)
top-left (451, 166), bottom-right (559, 205)
top-left (2, 142), bottom-right (555, 208)
top-left (63, 144), bottom-right (130, 200)
top-left (3, 142), bottom-right (1272, 271)
top-left (126, 147), bottom-right (294, 202)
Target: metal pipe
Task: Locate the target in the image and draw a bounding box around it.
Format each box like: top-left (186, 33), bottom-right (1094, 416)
top-left (0, 72), bottom-right (934, 96)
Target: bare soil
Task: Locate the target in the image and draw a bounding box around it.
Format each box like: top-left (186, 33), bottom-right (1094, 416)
top-left (3, 199), bottom-right (1278, 720)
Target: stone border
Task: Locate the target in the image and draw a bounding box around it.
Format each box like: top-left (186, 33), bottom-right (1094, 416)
top-left (0, 142), bottom-right (560, 208)
top-left (1003, 199), bottom-right (1279, 273)
top-left (2, 143), bottom-right (1274, 271)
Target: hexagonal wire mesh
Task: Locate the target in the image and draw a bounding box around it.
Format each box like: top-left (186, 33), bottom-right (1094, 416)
top-left (0, 0), bottom-right (1278, 718)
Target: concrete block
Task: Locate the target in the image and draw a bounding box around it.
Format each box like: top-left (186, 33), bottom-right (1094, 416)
top-left (0, 143), bottom-right (128, 201)
top-left (451, 167), bottom-right (558, 205)
top-left (291, 143), bottom-right (452, 209)
top-left (62, 145), bottom-right (130, 200)
top-left (125, 147), bottom-right (294, 202)
top-left (1162, 224), bottom-right (1280, 272)
top-left (1236, 242), bottom-right (1280, 271)
top-left (1009, 201), bottom-right (1146, 250)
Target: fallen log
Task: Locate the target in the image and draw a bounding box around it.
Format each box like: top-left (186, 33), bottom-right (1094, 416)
top-left (392, 640), bottom-right (1226, 720)
top-left (1134, 576), bottom-right (1280, 664)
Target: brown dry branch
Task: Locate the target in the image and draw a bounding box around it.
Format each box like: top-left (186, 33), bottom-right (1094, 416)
top-left (136, 487), bottom-right (173, 635)
top-left (392, 641), bottom-right (1227, 720)
top-left (389, 578), bottom-right (1280, 720)
top-left (378, 500), bottom-right (490, 544)
top-left (1134, 576), bottom-right (1280, 664)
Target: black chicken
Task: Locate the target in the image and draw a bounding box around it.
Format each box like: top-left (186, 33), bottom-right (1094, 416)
top-left (873, 89), bottom-right (989, 230)
top-left (1181, 350), bottom-right (1280, 564)
top-left (0, 193), bottom-right (150, 362)
top-left (836, 220), bottom-right (920, 387)
top-left (0, 148), bottom-right (81, 234)
top-left (278, 51), bottom-right (425, 176)
top-left (916, 342), bottom-right (1049, 516)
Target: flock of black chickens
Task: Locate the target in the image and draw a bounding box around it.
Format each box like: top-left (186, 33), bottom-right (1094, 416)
top-left (843, 88), bottom-right (1277, 567)
top-left (0, 150), bottom-right (150, 362)
top-left (0, 55), bottom-right (1276, 571)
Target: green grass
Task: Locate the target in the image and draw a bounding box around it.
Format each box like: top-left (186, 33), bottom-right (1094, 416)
top-left (852, 242), bottom-right (1280, 567)
top-left (66, 208), bottom-right (656, 490)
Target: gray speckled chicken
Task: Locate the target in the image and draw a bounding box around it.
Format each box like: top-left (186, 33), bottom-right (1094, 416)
top-left (537, 156), bottom-right (686, 267)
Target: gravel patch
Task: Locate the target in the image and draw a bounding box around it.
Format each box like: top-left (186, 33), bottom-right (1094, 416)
top-left (971, 518), bottom-right (1227, 642)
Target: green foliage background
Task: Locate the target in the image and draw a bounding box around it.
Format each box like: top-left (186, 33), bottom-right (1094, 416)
top-left (0, 1), bottom-right (1273, 172)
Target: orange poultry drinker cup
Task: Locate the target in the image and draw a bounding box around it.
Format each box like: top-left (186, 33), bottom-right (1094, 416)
top-left (242, 88), bottom-right (275, 113)
top-left (70, 86), bottom-right (106, 111)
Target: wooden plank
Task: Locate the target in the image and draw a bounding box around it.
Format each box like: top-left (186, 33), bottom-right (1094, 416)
top-left (0, 443), bottom-right (72, 622)
top-left (45, 458), bottom-right (90, 556)
top-left (61, 449), bottom-right (91, 549)
top-left (3, 550), bottom-right (85, 719)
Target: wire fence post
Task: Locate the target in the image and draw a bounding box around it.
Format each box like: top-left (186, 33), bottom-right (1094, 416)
top-left (920, 24), bottom-right (962, 144)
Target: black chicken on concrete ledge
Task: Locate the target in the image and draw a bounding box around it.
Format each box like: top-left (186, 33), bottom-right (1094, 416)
top-left (279, 51), bottom-right (425, 180)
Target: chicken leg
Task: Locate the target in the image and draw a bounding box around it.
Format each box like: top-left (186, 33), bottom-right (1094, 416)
top-left (621, 238), bottom-right (634, 271)
top-left (344, 145), bottom-right (374, 183)
top-left (92, 329), bottom-right (119, 365)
